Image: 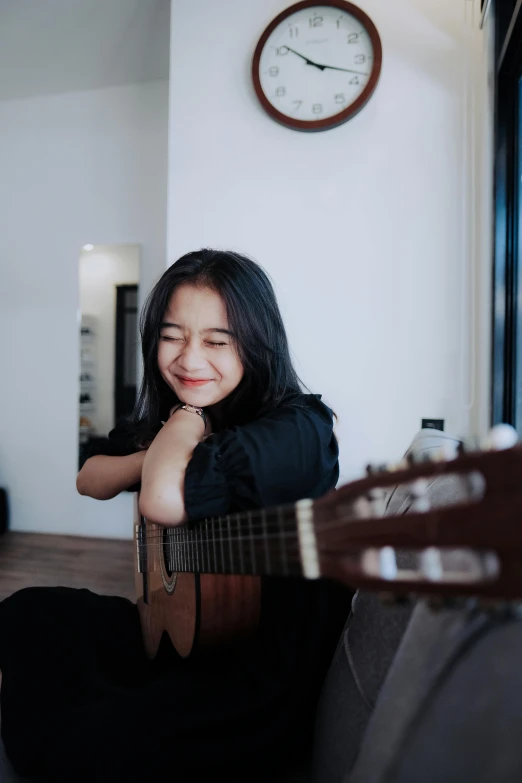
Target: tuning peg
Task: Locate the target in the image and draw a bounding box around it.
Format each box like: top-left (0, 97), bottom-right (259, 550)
top-left (467, 434), bottom-right (481, 452)
top-left (380, 546), bottom-right (398, 580)
top-left (422, 442), bottom-right (460, 462)
top-left (411, 449), bottom-right (450, 464)
top-left (361, 546), bottom-right (398, 579)
top-left (353, 496), bottom-right (373, 519)
top-left (366, 463), bottom-right (387, 476)
top-left (481, 424), bottom-right (518, 452)
top-left (368, 459), bottom-right (413, 475)
top-left (391, 458), bottom-right (410, 472)
top-left (372, 458), bottom-right (407, 473)
top-left (433, 441), bottom-right (460, 462)
top-left (419, 547), bottom-right (443, 581)
top-left (409, 478), bottom-right (431, 513)
top-left (367, 487), bottom-right (388, 517)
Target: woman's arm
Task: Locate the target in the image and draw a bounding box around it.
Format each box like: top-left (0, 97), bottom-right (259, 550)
top-left (139, 409), bottom-right (206, 526)
top-left (76, 451), bottom-right (147, 500)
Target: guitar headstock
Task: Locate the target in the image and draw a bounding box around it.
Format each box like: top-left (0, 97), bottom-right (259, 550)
top-left (314, 426), bottom-right (522, 600)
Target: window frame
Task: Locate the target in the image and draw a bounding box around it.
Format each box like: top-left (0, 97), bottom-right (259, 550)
top-left (492, 0), bottom-right (522, 426)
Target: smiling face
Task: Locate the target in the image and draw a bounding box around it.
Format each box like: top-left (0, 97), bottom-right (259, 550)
top-left (157, 284), bottom-right (244, 409)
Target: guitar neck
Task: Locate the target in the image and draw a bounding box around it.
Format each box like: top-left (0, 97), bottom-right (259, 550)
top-left (136, 440), bottom-right (522, 601)
top-left (143, 501), bottom-right (315, 579)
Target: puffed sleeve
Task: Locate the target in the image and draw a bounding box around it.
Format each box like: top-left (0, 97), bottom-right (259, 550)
top-left (81, 419), bottom-right (144, 492)
top-left (184, 394), bottom-right (339, 521)
top-left (84, 419), bottom-right (138, 459)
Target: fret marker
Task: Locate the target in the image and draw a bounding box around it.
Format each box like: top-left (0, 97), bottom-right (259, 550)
top-left (296, 499), bottom-right (320, 579)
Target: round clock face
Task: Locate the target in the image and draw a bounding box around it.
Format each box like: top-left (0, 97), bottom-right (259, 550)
top-left (252, 1), bottom-right (382, 131)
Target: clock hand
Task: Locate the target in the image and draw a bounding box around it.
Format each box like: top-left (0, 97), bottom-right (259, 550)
top-left (284, 46), bottom-right (326, 70)
top-left (284, 46), bottom-right (367, 76)
top-left (320, 63), bottom-right (368, 76)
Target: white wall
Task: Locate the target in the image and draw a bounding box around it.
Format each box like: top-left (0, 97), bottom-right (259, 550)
top-left (0, 80), bottom-right (168, 537)
top-left (167, 0), bottom-right (491, 482)
top-left (79, 244), bottom-right (140, 435)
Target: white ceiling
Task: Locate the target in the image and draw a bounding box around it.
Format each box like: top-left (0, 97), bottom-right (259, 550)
top-left (0, 0), bottom-right (170, 101)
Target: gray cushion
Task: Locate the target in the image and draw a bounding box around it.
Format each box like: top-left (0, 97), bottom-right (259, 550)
top-left (348, 600), bottom-right (475, 782)
top-left (313, 593), bottom-right (411, 782)
top-left (388, 617), bottom-right (522, 783)
top-left (348, 603), bottom-right (522, 783)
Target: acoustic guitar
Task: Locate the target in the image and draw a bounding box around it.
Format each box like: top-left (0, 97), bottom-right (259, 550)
top-left (134, 432), bottom-right (522, 659)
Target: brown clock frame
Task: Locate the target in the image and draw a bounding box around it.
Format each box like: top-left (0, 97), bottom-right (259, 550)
top-left (252, 0), bottom-right (382, 132)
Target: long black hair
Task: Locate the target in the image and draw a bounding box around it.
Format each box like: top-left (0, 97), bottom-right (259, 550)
top-left (132, 249), bottom-right (303, 443)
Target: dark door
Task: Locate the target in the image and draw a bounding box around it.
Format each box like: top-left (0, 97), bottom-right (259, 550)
top-left (115, 284), bottom-right (138, 422)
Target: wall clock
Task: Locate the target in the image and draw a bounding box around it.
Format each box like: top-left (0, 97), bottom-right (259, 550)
top-left (252, 0), bottom-right (382, 132)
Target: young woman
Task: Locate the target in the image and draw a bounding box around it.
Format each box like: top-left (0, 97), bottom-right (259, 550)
top-left (0, 249), bottom-right (350, 782)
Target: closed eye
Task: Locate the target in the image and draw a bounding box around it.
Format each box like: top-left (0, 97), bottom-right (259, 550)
top-left (160, 336), bottom-right (227, 347)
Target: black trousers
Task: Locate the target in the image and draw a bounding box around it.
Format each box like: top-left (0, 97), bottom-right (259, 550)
top-left (0, 586), bottom-right (312, 782)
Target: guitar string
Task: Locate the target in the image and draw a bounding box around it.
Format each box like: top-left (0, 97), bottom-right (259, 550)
top-left (133, 486), bottom-right (410, 540)
top-left (135, 507), bottom-right (300, 534)
top-left (137, 538), bottom-right (303, 553)
top-left (137, 531), bottom-right (301, 545)
top-left (134, 508), bottom-right (464, 542)
top-left (133, 502), bottom-right (377, 541)
top-left (136, 509), bottom-right (512, 552)
top-left (137, 526), bottom-right (304, 572)
top-left (136, 532), bottom-right (511, 570)
top-left (136, 535), bottom-right (510, 579)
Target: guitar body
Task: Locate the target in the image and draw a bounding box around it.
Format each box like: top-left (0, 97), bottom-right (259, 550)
top-left (134, 509), bottom-right (261, 659)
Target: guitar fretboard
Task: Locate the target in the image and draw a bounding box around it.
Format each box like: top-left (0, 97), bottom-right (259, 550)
top-left (139, 506), bottom-right (309, 577)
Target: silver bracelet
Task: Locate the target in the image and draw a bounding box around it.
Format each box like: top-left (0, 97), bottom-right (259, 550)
top-left (178, 403), bottom-right (207, 428)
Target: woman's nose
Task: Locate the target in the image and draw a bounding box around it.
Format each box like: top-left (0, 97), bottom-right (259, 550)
top-left (177, 341), bottom-right (207, 371)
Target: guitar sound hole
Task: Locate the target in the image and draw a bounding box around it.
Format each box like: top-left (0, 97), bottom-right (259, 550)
top-left (162, 530), bottom-right (173, 578)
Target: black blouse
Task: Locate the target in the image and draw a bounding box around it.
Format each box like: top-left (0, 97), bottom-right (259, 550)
top-left (87, 393), bottom-right (339, 513)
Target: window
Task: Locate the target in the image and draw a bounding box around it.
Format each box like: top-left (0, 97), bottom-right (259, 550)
top-left (493, 0), bottom-right (522, 428)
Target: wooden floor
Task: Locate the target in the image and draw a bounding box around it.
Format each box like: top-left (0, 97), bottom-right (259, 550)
top-left (0, 532), bottom-right (135, 602)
